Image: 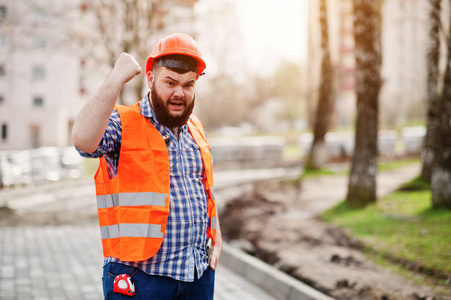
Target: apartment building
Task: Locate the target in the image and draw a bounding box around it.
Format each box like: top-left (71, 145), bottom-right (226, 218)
top-left (0, 0), bottom-right (93, 150)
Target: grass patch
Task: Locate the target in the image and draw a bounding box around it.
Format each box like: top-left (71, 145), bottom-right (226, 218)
top-left (301, 165), bottom-right (350, 178)
top-left (300, 158), bottom-right (419, 179)
top-left (322, 189), bottom-right (451, 282)
top-left (377, 157), bottom-right (420, 171)
top-left (398, 175), bottom-right (430, 191)
top-left (301, 167), bottom-right (338, 178)
top-left (288, 167), bottom-right (341, 186)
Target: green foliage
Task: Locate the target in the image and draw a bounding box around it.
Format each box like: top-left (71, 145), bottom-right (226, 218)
top-left (322, 189), bottom-right (451, 281)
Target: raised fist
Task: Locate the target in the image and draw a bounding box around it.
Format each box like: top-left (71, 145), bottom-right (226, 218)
top-left (110, 52), bottom-right (142, 85)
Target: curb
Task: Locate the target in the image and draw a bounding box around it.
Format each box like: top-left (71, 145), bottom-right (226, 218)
top-left (221, 243), bottom-right (335, 300)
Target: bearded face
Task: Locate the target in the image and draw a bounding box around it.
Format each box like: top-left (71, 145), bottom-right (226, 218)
top-left (151, 85), bottom-right (195, 128)
top-left (149, 68), bottom-right (197, 128)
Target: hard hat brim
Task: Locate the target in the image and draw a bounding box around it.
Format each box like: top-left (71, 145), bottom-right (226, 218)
top-left (146, 49), bottom-right (206, 76)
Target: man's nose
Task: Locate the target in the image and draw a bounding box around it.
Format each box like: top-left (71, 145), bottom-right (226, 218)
top-left (173, 85), bottom-right (184, 98)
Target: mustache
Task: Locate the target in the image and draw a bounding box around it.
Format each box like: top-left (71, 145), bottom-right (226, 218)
top-left (167, 98), bottom-right (186, 104)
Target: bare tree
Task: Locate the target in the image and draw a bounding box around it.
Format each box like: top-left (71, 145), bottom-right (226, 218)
top-left (421, 0), bottom-right (442, 183)
top-left (82, 0), bottom-right (183, 104)
top-left (346, 0), bottom-right (382, 208)
top-left (431, 2), bottom-right (451, 209)
top-left (305, 0), bottom-right (335, 170)
top-left (2, 1), bottom-right (82, 53)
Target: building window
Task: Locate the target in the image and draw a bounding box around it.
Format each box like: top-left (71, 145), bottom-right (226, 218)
top-left (1, 123), bottom-right (7, 141)
top-left (33, 97), bottom-right (44, 107)
top-left (0, 95), bottom-right (4, 104)
top-left (33, 66), bottom-right (45, 80)
top-left (0, 6), bottom-right (6, 22)
top-left (0, 65), bottom-right (5, 76)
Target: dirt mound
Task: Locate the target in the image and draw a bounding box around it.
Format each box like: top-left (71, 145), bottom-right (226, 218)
top-left (220, 179), bottom-right (451, 300)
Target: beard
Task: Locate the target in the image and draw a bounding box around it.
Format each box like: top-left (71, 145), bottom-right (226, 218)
top-left (150, 86), bottom-right (195, 128)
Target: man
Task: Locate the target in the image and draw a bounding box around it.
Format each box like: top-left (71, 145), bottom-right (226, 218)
top-left (73, 33), bottom-right (222, 300)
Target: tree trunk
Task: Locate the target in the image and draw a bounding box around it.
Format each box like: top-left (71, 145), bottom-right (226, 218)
top-left (305, 0), bottom-right (335, 170)
top-left (346, 0), bottom-right (382, 208)
top-left (421, 0), bottom-right (441, 183)
top-left (431, 4), bottom-right (451, 209)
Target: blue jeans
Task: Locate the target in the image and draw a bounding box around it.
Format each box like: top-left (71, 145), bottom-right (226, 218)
top-left (102, 262), bottom-right (215, 300)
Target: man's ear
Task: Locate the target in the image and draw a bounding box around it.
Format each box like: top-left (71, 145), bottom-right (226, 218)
top-left (147, 71), bottom-right (154, 89)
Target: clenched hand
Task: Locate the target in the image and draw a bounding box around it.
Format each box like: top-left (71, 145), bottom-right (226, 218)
top-left (109, 52), bottom-right (142, 85)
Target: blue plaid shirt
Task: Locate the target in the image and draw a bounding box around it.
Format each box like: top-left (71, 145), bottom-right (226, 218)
top-left (77, 94), bottom-right (210, 282)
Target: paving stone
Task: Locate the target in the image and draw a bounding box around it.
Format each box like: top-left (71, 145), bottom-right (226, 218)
top-left (0, 225), bottom-right (279, 299)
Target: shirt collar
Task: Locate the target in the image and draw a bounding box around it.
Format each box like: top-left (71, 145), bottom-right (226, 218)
top-left (139, 93), bottom-right (157, 121)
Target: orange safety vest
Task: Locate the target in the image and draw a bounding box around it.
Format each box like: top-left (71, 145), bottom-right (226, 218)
top-left (94, 102), bottom-right (217, 262)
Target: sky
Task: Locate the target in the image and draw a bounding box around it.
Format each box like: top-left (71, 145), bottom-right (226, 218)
top-left (231, 0), bottom-right (308, 71)
top-left (196, 0), bottom-right (309, 75)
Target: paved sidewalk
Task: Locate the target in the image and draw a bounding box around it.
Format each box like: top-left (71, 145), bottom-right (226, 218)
top-left (0, 167), bottom-right (306, 300)
top-left (0, 225), bottom-right (276, 300)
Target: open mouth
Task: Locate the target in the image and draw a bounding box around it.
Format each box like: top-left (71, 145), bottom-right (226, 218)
top-left (168, 100), bottom-right (185, 110)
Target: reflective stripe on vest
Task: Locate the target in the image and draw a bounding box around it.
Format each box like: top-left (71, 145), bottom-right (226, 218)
top-left (97, 192), bottom-right (167, 209)
top-left (100, 223), bottom-right (164, 239)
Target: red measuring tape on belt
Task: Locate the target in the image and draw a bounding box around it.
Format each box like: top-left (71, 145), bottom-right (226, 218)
top-left (113, 274), bottom-right (135, 296)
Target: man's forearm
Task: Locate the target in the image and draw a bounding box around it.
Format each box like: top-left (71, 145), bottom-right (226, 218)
top-left (72, 77), bottom-right (123, 153)
top-left (210, 215), bottom-right (222, 270)
top-left (72, 53), bottom-right (142, 153)
top-left (215, 217), bottom-right (223, 248)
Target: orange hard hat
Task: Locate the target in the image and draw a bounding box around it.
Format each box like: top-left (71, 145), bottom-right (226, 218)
top-left (146, 33), bottom-right (206, 76)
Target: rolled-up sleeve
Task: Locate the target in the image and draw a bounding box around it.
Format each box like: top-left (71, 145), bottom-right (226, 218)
top-left (76, 109), bottom-right (122, 158)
